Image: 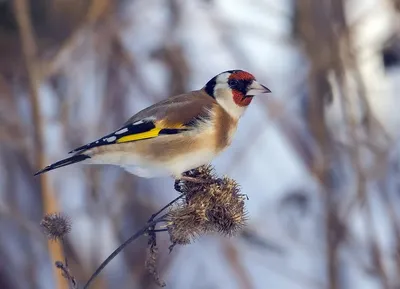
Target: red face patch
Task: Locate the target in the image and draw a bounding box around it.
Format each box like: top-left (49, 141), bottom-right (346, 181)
top-left (228, 71), bottom-right (255, 81)
top-left (232, 90), bottom-right (253, 107)
top-left (228, 70), bottom-right (255, 107)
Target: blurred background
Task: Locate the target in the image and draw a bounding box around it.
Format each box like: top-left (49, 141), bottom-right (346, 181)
top-left (1, 0), bottom-right (400, 288)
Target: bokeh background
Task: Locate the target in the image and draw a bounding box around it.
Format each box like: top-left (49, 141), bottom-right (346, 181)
top-left (1, 0), bottom-right (400, 288)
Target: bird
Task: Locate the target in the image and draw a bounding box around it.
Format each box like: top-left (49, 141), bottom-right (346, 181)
top-left (34, 70), bottom-right (271, 183)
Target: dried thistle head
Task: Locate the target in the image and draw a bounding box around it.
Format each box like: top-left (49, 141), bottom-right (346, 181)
top-left (167, 166), bottom-right (247, 246)
top-left (178, 165), bottom-right (216, 200)
top-left (205, 177), bottom-right (247, 236)
top-left (40, 213), bottom-right (71, 241)
top-left (182, 165), bottom-right (215, 180)
top-left (166, 205), bottom-right (207, 245)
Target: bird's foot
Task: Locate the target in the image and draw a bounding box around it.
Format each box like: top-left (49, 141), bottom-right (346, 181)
top-left (173, 175), bottom-right (211, 192)
top-left (174, 179), bottom-right (183, 193)
top-left (178, 176), bottom-right (209, 184)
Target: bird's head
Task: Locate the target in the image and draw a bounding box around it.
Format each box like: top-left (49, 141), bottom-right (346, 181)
top-left (204, 70), bottom-right (271, 119)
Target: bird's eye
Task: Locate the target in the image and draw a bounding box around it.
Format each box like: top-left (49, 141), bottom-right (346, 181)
top-left (228, 79), bottom-right (239, 88)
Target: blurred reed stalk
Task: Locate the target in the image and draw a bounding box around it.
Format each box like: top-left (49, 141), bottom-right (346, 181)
top-left (12, 0), bottom-right (66, 288)
top-left (223, 240), bottom-right (253, 289)
top-left (295, 1), bottom-right (343, 288)
top-left (295, 0), bottom-right (391, 288)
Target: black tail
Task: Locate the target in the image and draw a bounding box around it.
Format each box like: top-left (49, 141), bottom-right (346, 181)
top-left (34, 154), bottom-right (91, 176)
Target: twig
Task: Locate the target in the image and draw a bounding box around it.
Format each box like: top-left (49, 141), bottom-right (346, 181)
top-left (149, 229), bottom-right (169, 233)
top-left (150, 194), bottom-right (184, 221)
top-left (61, 239), bottom-right (69, 268)
top-left (83, 215), bottom-right (167, 289)
top-left (83, 192), bottom-right (184, 289)
top-left (55, 261), bottom-right (77, 289)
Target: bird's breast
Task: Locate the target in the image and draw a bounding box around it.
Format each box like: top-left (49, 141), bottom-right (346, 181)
top-left (213, 105), bottom-right (238, 152)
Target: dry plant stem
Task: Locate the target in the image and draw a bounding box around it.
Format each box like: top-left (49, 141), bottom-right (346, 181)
top-left (83, 215), bottom-right (167, 289)
top-left (378, 184), bottom-right (400, 277)
top-left (336, 76), bottom-right (390, 289)
top-left (84, 193), bottom-right (188, 288)
top-left (55, 261), bottom-right (77, 289)
top-left (46, 0), bottom-right (114, 76)
top-left (295, 1), bottom-right (345, 288)
top-left (61, 238), bottom-right (68, 268)
top-left (13, 0), bottom-right (66, 288)
top-left (149, 229), bottom-right (168, 233)
top-left (331, 7), bottom-right (390, 287)
top-left (223, 241), bottom-right (253, 289)
top-left (150, 194), bottom-right (185, 221)
top-left (146, 225), bottom-right (166, 286)
top-left (363, 189), bottom-right (390, 289)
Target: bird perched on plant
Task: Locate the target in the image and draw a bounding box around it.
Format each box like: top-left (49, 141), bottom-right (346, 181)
top-left (34, 70), bottom-right (270, 182)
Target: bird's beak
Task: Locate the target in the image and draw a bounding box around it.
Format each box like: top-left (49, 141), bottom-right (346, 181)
top-left (246, 81), bottom-right (271, 97)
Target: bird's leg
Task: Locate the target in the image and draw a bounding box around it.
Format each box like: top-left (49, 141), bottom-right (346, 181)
top-left (178, 176), bottom-right (209, 183)
top-left (173, 175), bottom-right (210, 192)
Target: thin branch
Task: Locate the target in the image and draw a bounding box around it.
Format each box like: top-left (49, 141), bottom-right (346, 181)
top-left (149, 194), bottom-right (184, 221)
top-left (149, 229), bottom-right (169, 233)
top-left (83, 192), bottom-right (184, 289)
top-left (55, 261), bottom-right (77, 289)
top-left (83, 215), bottom-right (167, 289)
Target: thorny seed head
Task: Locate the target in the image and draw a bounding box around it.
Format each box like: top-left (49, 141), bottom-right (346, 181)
top-left (40, 213), bottom-right (71, 241)
top-left (179, 165), bottom-right (216, 200)
top-left (205, 177), bottom-right (247, 236)
top-left (182, 165), bottom-right (215, 180)
top-left (166, 206), bottom-right (207, 245)
top-left (167, 165), bottom-right (247, 246)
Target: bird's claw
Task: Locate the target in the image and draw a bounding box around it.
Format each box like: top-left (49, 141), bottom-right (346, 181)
top-left (174, 179), bottom-right (183, 193)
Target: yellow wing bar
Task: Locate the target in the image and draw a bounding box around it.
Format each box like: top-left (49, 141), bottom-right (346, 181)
top-left (116, 128), bottom-right (162, 143)
top-left (68, 120), bottom-right (189, 154)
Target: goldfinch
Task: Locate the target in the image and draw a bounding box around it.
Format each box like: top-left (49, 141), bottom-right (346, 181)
top-left (34, 70), bottom-right (270, 181)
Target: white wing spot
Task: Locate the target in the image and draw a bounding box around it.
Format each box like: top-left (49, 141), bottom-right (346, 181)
top-left (106, 136), bottom-right (117, 143)
top-left (115, 128), bottom-right (128, 135)
top-left (133, 120), bottom-right (144, 125)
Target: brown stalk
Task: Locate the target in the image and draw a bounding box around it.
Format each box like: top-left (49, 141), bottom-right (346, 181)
top-left (295, 1), bottom-right (341, 288)
top-left (85, 0), bottom-right (113, 24)
top-left (223, 240), bottom-right (253, 289)
top-left (364, 191), bottom-right (390, 289)
top-left (378, 181), bottom-right (400, 283)
top-left (45, 0), bottom-right (115, 77)
top-left (334, 3), bottom-right (391, 288)
top-left (12, 0), bottom-right (66, 288)
top-left (336, 57), bottom-right (391, 289)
